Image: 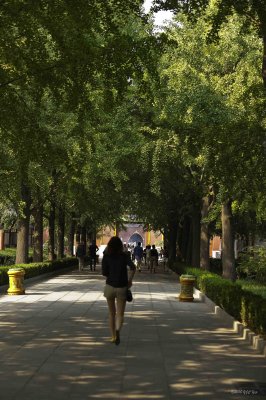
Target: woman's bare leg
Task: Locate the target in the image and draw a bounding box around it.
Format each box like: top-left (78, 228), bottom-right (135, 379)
top-left (116, 299), bottom-right (126, 331)
top-left (107, 298), bottom-right (116, 339)
top-left (114, 298), bottom-right (126, 345)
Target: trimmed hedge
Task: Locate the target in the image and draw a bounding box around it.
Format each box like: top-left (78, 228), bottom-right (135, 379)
top-left (240, 290), bottom-right (266, 337)
top-left (171, 264), bottom-right (266, 337)
top-left (0, 257), bottom-right (78, 287)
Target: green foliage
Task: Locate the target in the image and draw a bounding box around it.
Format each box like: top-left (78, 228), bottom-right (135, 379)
top-left (0, 247), bottom-right (16, 257)
top-left (199, 273), bottom-right (243, 320)
top-left (237, 246), bottom-right (266, 283)
top-left (153, 0), bottom-right (266, 38)
top-left (0, 254), bottom-right (16, 266)
top-left (0, 247), bottom-right (34, 265)
top-left (0, 1), bottom-right (157, 242)
top-left (0, 0), bottom-right (266, 270)
top-left (237, 280), bottom-right (266, 299)
top-left (240, 290), bottom-right (266, 336)
top-left (0, 266), bottom-right (9, 286)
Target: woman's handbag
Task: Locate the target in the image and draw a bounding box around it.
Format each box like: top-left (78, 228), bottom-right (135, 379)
top-left (126, 289), bottom-right (133, 302)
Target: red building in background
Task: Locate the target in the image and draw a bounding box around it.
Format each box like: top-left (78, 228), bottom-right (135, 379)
top-left (97, 223), bottom-right (163, 247)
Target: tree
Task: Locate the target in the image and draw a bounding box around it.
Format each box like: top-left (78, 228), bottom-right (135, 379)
top-left (0, 1), bottom-right (154, 262)
top-left (153, 0), bottom-right (266, 88)
top-left (131, 10), bottom-right (265, 279)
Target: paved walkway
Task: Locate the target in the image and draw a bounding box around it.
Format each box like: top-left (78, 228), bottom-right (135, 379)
top-left (0, 263), bottom-right (265, 400)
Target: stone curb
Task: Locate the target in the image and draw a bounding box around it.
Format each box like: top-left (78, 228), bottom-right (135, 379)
top-left (194, 287), bottom-right (266, 357)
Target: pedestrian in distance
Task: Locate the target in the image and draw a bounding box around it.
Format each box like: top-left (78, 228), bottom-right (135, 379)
top-left (146, 244), bottom-right (151, 270)
top-left (102, 236), bottom-right (136, 345)
top-left (133, 241), bottom-right (143, 272)
top-left (150, 244), bottom-right (158, 273)
top-left (143, 247), bottom-right (146, 265)
top-left (163, 246), bottom-right (169, 272)
top-left (89, 240), bottom-right (99, 271)
top-left (76, 240), bottom-right (86, 271)
top-left (123, 243), bottom-right (131, 258)
top-left (130, 244), bottom-right (135, 261)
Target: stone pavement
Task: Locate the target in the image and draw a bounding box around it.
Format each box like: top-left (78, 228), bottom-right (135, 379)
top-left (0, 263), bottom-right (265, 400)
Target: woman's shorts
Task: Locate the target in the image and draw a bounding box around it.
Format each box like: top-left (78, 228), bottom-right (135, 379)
top-left (104, 284), bottom-right (127, 300)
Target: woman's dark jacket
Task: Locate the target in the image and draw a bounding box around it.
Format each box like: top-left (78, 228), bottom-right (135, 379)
top-left (102, 252), bottom-right (136, 288)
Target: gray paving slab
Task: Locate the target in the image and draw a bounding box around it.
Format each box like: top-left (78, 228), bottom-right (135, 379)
top-left (0, 264), bottom-right (265, 399)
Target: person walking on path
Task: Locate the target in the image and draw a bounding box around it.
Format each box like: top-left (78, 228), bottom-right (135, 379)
top-left (133, 241), bottom-right (143, 272)
top-left (150, 244), bottom-right (158, 273)
top-left (76, 241), bottom-right (86, 271)
top-left (162, 246), bottom-right (169, 271)
top-left (102, 236), bottom-right (136, 345)
top-left (89, 240), bottom-right (99, 271)
top-left (145, 244), bottom-right (151, 270)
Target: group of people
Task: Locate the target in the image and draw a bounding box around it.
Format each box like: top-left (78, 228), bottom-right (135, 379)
top-left (75, 240), bottom-right (99, 271)
top-left (125, 242), bottom-right (169, 273)
top-left (130, 242), bottom-right (158, 272)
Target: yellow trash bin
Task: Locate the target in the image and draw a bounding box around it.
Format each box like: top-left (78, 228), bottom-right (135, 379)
top-left (7, 268), bottom-right (25, 295)
top-left (179, 274), bottom-right (195, 302)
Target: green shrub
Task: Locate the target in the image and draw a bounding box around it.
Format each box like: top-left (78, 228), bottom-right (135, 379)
top-left (241, 290), bottom-right (266, 337)
top-left (0, 266), bottom-right (10, 285)
top-left (0, 248), bottom-right (17, 257)
top-left (0, 255), bottom-right (16, 266)
top-left (237, 246), bottom-right (266, 283)
top-left (171, 263), bottom-right (266, 336)
top-left (0, 257), bottom-right (78, 286)
top-left (237, 280), bottom-right (266, 299)
top-left (184, 267), bottom-right (242, 320)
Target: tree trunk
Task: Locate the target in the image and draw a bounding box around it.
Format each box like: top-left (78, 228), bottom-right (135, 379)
top-left (191, 208), bottom-right (200, 268)
top-left (179, 216), bottom-right (190, 262)
top-left (200, 195), bottom-right (210, 270)
top-left (222, 200), bottom-right (236, 281)
top-left (9, 229), bottom-right (12, 247)
top-left (32, 201), bottom-right (44, 262)
top-left (87, 228), bottom-right (93, 245)
top-left (57, 206), bottom-right (65, 259)
top-left (165, 218), bottom-right (178, 264)
top-left (114, 221), bottom-right (120, 236)
top-left (76, 233), bottom-right (80, 242)
top-left (67, 215), bottom-right (76, 256)
top-left (80, 226), bottom-right (86, 243)
top-left (0, 229), bottom-right (5, 250)
top-left (262, 33), bottom-right (266, 89)
top-left (15, 183), bottom-right (31, 264)
top-left (48, 202), bottom-right (56, 261)
top-left (185, 218), bottom-right (193, 265)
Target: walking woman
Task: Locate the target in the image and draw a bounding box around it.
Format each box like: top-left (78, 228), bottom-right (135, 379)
top-left (102, 236), bottom-right (136, 345)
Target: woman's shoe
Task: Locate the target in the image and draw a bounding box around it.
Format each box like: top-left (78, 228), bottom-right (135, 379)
top-left (115, 330), bottom-right (120, 345)
top-left (109, 336), bottom-right (116, 343)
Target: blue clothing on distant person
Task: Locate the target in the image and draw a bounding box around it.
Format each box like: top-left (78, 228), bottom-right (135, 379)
top-left (133, 243), bottom-right (143, 260)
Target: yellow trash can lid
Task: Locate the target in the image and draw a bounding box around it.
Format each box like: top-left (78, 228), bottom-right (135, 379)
top-left (8, 267), bottom-right (25, 272)
top-left (180, 274), bottom-right (195, 280)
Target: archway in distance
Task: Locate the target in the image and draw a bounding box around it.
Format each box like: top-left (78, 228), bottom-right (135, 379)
top-left (128, 232), bottom-right (143, 246)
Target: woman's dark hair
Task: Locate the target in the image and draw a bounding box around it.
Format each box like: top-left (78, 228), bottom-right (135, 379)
top-left (106, 236), bottom-right (123, 255)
